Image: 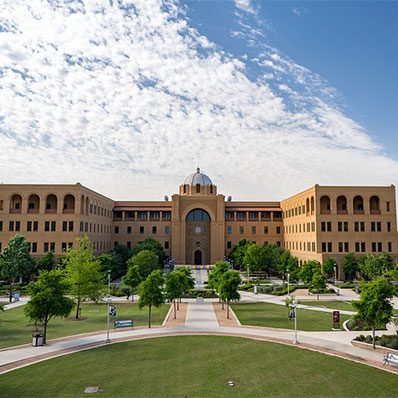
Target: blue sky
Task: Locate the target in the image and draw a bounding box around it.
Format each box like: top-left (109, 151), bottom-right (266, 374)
top-left (0, 0), bottom-right (397, 200)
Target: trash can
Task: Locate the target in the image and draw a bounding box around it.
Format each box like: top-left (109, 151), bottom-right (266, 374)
top-left (32, 333), bottom-right (43, 347)
top-left (14, 292), bottom-right (20, 302)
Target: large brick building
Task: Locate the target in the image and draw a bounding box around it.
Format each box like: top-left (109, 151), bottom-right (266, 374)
top-left (1, 168), bottom-right (397, 277)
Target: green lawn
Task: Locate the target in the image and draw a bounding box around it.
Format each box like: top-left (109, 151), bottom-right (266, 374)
top-left (231, 302), bottom-right (351, 331)
top-left (299, 300), bottom-right (356, 311)
top-left (0, 303), bottom-right (170, 349)
top-left (0, 336), bottom-right (396, 397)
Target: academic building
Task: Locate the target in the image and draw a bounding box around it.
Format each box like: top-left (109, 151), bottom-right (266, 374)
top-left (0, 168), bottom-right (397, 277)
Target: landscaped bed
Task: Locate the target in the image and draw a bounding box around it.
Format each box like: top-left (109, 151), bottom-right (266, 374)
top-left (231, 302), bottom-right (351, 331)
top-left (0, 303), bottom-right (170, 349)
top-left (0, 336), bottom-right (396, 397)
top-left (298, 300), bottom-right (356, 311)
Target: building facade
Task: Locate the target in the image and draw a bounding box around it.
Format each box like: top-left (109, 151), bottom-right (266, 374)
top-left (1, 169), bottom-right (397, 277)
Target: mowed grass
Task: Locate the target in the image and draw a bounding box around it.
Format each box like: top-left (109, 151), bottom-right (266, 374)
top-left (298, 300), bottom-right (356, 311)
top-left (231, 302), bottom-right (351, 331)
top-left (0, 336), bottom-right (397, 398)
top-left (0, 303), bottom-right (170, 349)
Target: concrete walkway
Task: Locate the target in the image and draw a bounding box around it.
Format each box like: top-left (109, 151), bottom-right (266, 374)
top-left (185, 298), bottom-right (219, 330)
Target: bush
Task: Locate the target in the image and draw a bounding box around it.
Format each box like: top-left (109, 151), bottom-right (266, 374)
top-left (240, 283), bottom-right (253, 291)
top-left (354, 334), bottom-right (366, 342)
top-left (182, 289), bottom-right (218, 299)
top-left (257, 285), bottom-right (274, 294)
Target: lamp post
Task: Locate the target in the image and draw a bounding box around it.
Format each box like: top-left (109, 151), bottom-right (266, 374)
top-left (333, 264), bottom-right (337, 285)
top-left (287, 270), bottom-right (290, 296)
top-left (247, 264), bottom-right (250, 282)
top-left (105, 270), bottom-right (111, 343)
top-left (293, 299), bottom-right (299, 345)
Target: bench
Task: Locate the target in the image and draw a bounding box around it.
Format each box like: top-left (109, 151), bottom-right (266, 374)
top-left (114, 320), bottom-right (133, 329)
top-left (383, 353), bottom-right (398, 367)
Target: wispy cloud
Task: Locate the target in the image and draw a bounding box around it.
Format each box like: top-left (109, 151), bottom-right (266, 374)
top-left (0, 0), bottom-right (396, 202)
top-left (234, 0), bottom-right (257, 15)
top-left (292, 6), bottom-right (309, 17)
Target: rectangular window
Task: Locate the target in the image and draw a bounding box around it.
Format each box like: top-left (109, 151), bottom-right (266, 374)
top-left (321, 222), bottom-right (326, 232)
top-left (327, 222), bottom-right (331, 232)
top-left (33, 221), bottom-right (38, 231)
top-left (355, 242), bottom-right (360, 252)
top-left (62, 242), bottom-right (67, 252)
top-left (388, 242), bottom-right (392, 252)
top-left (9, 221), bottom-right (14, 232)
top-left (361, 242), bottom-right (366, 252)
top-left (338, 222), bottom-right (342, 232)
top-left (377, 222), bottom-right (381, 232)
top-left (327, 242), bottom-right (332, 252)
top-left (322, 242), bottom-right (326, 252)
top-left (139, 212), bottom-right (147, 219)
top-left (50, 242), bottom-right (55, 251)
top-left (85, 222), bottom-right (88, 232)
top-left (387, 222), bottom-right (391, 232)
top-left (63, 221), bottom-right (67, 232)
top-left (165, 226), bottom-right (169, 234)
top-left (276, 226), bottom-right (281, 234)
top-left (371, 222), bottom-right (375, 232)
top-left (15, 221), bottom-right (20, 231)
top-left (44, 242), bottom-right (49, 253)
top-left (344, 242), bottom-right (349, 252)
top-left (360, 222), bottom-right (365, 232)
top-left (312, 242), bottom-right (315, 252)
top-left (237, 212), bottom-right (244, 219)
top-left (45, 221), bottom-right (50, 232)
top-left (50, 221), bottom-right (55, 232)
top-left (140, 226), bottom-right (144, 234)
top-left (163, 212), bottom-right (171, 220)
top-left (249, 212), bottom-right (256, 219)
top-left (127, 226), bottom-right (132, 234)
top-left (80, 222), bottom-right (84, 232)
top-left (127, 241), bottom-right (131, 249)
top-left (354, 222), bottom-right (359, 232)
top-left (338, 242), bottom-right (343, 253)
top-left (251, 226), bottom-right (256, 234)
top-left (307, 242), bottom-right (311, 251)
top-left (152, 212), bottom-right (160, 219)
top-left (378, 242), bottom-right (382, 252)
top-left (344, 222), bottom-right (348, 232)
top-left (68, 221), bottom-right (73, 232)
top-left (114, 226), bottom-right (119, 234)
top-left (227, 241), bottom-right (232, 249)
top-left (227, 226), bottom-right (232, 234)
top-left (239, 226), bottom-right (244, 234)
top-left (312, 222), bottom-right (315, 232)
top-left (387, 201), bottom-right (390, 212)
top-left (276, 241), bottom-right (281, 247)
top-left (32, 242), bottom-right (37, 253)
top-left (68, 242), bottom-right (73, 249)
top-left (225, 212), bottom-right (232, 219)
top-left (165, 241), bottom-right (169, 249)
top-left (307, 223), bottom-right (310, 232)
top-left (27, 221), bottom-right (32, 232)
top-left (0, 221), bottom-right (2, 232)
top-left (152, 226), bottom-right (157, 234)
top-left (372, 242), bottom-right (376, 252)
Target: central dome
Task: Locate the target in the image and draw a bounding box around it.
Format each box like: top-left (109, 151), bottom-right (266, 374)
top-left (184, 167), bottom-right (212, 186)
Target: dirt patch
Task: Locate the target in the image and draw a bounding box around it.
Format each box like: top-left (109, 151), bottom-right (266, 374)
top-left (213, 302), bottom-right (239, 327)
top-left (164, 302), bottom-right (187, 327)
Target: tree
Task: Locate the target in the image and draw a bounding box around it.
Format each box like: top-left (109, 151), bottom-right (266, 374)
top-left (165, 271), bottom-right (185, 319)
top-left (218, 271), bottom-right (241, 319)
top-left (24, 269), bottom-right (74, 344)
top-left (131, 237), bottom-right (166, 268)
top-left (36, 251), bottom-right (55, 273)
top-left (322, 257), bottom-right (336, 279)
top-left (352, 277), bottom-right (395, 349)
top-left (127, 250), bottom-right (160, 279)
top-left (208, 261), bottom-right (229, 291)
top-left (310, 269), bottom-right (327, 300)
top-left (107, 245), bottom-right (134, 278)
top-left (62, 236), bottom-right (104, 319)
top-left (299, 260), bottom-right (320, 284)
top-left (341, 253), bottom-right (359, 280)
top-left (122, 264), bottom-right (142, 302)
top-left (138, 270), bottom-right (165, 328)
top-left (229, 239), bottom-right (252, 269)
top-left (243, 244), bottom-right (268, 282)
top-left (176, 266), bottom-right (195, 302)
top-left (0, 234), bottom-right (35, 302)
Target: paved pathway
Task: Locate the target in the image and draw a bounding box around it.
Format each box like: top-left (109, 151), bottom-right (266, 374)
top-left (185, 298), bottom-right (219, 330)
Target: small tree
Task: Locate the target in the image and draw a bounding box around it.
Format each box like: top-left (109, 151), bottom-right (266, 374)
top-left (176, 267), bottom-right (195, 307)
top-left (218, 271), bottom-right (241, 319)
top-left (63, 236), bottom-right (104, 319)
top-left (341, 253), bottom-right (359, 280)
top-left (128, 250), bottom-right (159, 279)
top-left (299, 260), bottom-right (320, 284)
top-left (352, 277), bottom-right (395, 349)
top-left (36, 251), bottom-right (55, 273)
top-left (138, 270), bottom-right (165, 328)
top-left (131, 237), bottom-right (166, 268)
top-left (243, 244), bottom-right (268, 283)
top-left (310, 270), bottom-right (327, 300)
top-left (0, 234), bottom-right (35, 302)
top-left (165, 271), bottom-right (185, 319)
top-left (24, 269), bottom-right (74, 344)
top-left (122, 264), bottom-right (142, 302)
top-left (322, 257), bottom-right (336, 279)
top-left (208, 261), bottom-right (229, 308)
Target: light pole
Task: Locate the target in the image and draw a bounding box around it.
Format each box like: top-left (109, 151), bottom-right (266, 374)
top-left (287, 270), bottom-right (290, 296)
top-left (247, 264), bottom-right (250, 282)
top-left (333, 264), bottom-right (337, 285)
top-left (105, 270), bottom-right (111, 343)
top-left (293, 299), bottom-right (299, 345)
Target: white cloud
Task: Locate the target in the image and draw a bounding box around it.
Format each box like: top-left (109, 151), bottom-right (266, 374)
top-left (234, 0), bottom-right (256, 15)
top-left (0, 0), bottom-right (396, 202)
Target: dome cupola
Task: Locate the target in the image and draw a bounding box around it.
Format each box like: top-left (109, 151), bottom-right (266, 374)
top-left (180, 168), bottom-right (217, 196)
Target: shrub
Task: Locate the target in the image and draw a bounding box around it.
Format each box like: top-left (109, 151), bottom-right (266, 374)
top-left (240, 283), bottom-right (253, 291)
top-left (257, 285), bottom-right (274, 294)
top-left (365, 335), bottom-right (373, 344)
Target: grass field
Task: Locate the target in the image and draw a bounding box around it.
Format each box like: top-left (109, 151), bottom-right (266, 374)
top-left (299, 300), bottom-right (356, 311)
top-left (231, 302), bottom-right (351, 331)
top-left (0, 336), bottom-right (396, 397)
top-left (0, 303), bottom-right (170, 349)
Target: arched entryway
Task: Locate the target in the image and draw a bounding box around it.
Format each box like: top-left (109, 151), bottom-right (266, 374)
top-left (185, 209), bottom-right (211, 264)
top-left (194, 250), bottom-right (202, 265)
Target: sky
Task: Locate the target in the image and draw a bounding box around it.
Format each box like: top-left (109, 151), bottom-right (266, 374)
top-left (0, 0), bottom-right (397, 201)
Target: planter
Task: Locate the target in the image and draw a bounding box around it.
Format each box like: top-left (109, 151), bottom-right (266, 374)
top-left (351, 340), bottom-right (398, 355)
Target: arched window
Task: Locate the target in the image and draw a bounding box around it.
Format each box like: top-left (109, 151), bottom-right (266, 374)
top-left (320, 196), bottom-right (331, 214)
top-left (353, 196), bottom-right (364, 213)
top-left (370, 196), bottom-right (380, 214)
top-left (46, 194), bottom-right (58, 213)
top-left (310, 196), bottom-right (315, 214)
top-left (81, 196), bottom-right (85, 214)
top-left (28, 194), bottom-right (40, 213)
top-left (10, 194), bottom-right (22, 213)
top-left (306, 198), bottom-right (310, 215)
top-left (196, 184), bottom-right (201, 193)
top-left (186, 209), bottom-right (211, 221)
top-left (183, 185), bottom-right (187, 194)
top-left (210, 185), bottom-right (213, 194)
top-left (336, 196), bottom-right (347, 213)
top-left (63, 194), bottom-right (75, 214)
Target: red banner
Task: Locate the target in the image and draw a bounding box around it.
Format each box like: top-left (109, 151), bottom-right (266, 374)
top-left (333, 311), bottom-right (340, 323)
